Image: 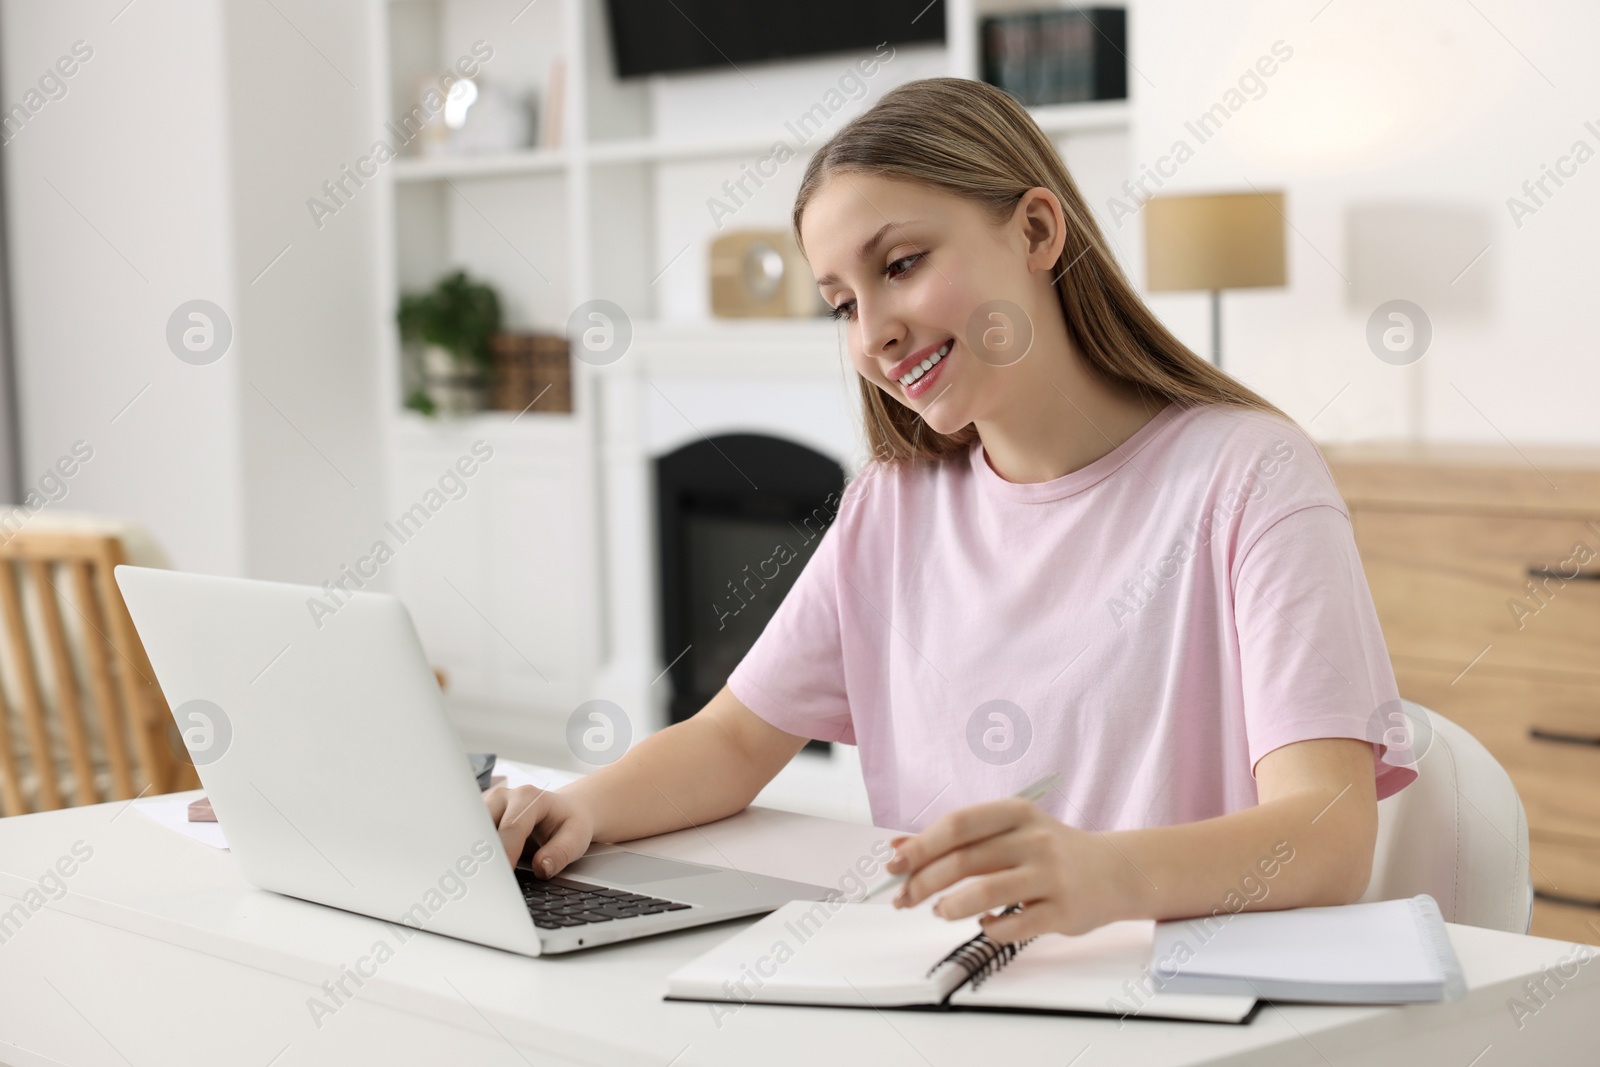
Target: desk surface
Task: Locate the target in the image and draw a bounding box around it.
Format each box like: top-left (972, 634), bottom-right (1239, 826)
top-left (1, 768), bottom-right (1596, 1067)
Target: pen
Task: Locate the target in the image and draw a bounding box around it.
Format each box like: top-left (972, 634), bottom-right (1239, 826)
top-left (861, 771), bottom-right (1062, 903)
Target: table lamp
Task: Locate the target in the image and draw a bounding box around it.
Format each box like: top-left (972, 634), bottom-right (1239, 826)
top-left (1143, 191), bottom-right (1287, 370)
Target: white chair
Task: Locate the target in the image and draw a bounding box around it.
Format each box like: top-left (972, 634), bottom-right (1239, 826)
top-left (1359, 700), bottom-right (1534, 934)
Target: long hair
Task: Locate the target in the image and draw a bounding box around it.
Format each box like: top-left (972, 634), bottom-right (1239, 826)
top-left (792, 77), bottom-right (1291, 465)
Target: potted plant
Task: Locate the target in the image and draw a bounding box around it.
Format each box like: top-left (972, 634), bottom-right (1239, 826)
top-left (397, 270), bottom-right (502, 416)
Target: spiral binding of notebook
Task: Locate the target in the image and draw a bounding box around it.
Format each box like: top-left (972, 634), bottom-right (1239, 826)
top-left (925, 904), bottom-right (1038, 994)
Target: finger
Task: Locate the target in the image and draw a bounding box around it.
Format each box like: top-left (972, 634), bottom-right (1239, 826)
top-left (931, 867), bottom-right (1040, 922)
top-left (482, 785), bottom-right (511, 822)
top-left (484, 784), bottom-right (540, 826)
top-left (977, 902), bottom-right (1050, 946)
top-left (972, 895), bottom-right (1062, 947)
top-left (494, 787), bottom-right (548, 868)
top-left (890, 797), bottom-right (1035, 876)
top-left (896, 834), bottom-right (1022, 909)
top-left (530, 820), bottom-right (588, 878)
top-left (504, 785), bottom-right (547, 825)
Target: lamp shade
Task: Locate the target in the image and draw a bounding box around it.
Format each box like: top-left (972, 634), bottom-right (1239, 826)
top-left (1144, 192), bottom-right (1287, 293)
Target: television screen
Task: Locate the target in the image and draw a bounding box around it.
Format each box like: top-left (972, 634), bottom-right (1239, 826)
top-left (603, 0), bottom-right (946, 78)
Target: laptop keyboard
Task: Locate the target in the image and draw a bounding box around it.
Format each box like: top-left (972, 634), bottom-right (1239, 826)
top-left (516, 870), bottom-right (691, 930)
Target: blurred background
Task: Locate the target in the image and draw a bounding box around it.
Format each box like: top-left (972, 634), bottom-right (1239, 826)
top-left (0, 1), bottom-right (1597, 923)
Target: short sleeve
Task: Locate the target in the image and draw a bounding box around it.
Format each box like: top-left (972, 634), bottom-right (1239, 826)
top-left (1232, 504), bottom-right (1417, 800)
top-left (725, 477), bottom-right (867, 745)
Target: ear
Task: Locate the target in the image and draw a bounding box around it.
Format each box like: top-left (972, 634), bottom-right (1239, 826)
top-left (1013, 187), bottom-right (1067, 274)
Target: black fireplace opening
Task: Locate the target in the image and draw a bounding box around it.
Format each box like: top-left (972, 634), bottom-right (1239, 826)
top-left (656, 433), bottom-right (846, 756)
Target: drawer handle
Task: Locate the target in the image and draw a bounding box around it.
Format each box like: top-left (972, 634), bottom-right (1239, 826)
top-left (1535, 888), bottom-right (1600, 910)
top-left (1526, 564), bottom-right (1600, 581)
top-left (1529, 727), bottom-right (1600, 747)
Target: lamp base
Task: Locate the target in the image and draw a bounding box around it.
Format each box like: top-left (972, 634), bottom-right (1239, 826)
top-left (1210, 290), bottom-right (1222, 371)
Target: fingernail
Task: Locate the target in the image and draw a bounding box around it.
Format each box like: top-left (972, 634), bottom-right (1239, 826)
top-left (540, 858), bottom-right (552, 875)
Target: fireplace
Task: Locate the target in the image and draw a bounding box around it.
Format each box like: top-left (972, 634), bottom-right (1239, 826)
top-left (656, 433), bottom-right (845, 751)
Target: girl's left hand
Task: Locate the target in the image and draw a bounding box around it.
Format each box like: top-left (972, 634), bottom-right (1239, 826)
top-left (886, 797), bottom-right (1133, 943)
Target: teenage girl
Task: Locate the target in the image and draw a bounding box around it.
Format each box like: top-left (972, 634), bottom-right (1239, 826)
top-left (486, 77), bottom-right (1415, 944)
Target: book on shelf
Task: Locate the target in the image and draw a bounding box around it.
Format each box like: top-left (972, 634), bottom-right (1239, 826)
top-left (540, 58), bottom-right (565, 148)
top-left (490, 332), bottom-right (571, 414)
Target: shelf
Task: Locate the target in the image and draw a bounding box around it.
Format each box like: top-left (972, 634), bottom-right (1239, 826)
top-left (588, 100), bottom-right (1128, 166)
top-left (393, 408), bottom-right (582, 448)
top-left (392, 146), bottom-right (566, 182)
top-left (587, 133), bottom-right (813, 166)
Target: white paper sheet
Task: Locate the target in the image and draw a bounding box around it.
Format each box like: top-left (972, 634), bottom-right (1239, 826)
top-left (132, 791), bottom-right (231, 849)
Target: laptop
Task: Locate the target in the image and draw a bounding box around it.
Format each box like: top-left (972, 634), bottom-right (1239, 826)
top-left (114, 565), bottom-right (833, 956)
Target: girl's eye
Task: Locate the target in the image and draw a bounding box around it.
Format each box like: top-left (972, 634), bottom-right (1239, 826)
top-left (885, 252), bottom-right (924, 278)
top-left (827, 253), bottom-right (925, 323)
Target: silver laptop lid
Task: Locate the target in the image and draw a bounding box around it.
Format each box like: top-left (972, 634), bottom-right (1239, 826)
top-left (114, 565), bottom-right (543, 957)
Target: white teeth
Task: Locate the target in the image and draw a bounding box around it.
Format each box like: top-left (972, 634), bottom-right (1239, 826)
top-left (899, 341), bottom-right (952, 387)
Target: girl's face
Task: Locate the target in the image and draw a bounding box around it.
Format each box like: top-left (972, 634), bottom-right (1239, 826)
top-left (801, 173), bottom-right (1062, 437)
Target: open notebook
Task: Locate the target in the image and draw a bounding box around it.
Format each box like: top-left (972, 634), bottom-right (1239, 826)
top-left (665, 900), bottom-right (1257, 1024)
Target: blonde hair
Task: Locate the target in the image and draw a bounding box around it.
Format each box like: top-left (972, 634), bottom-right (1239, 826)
top-left (792, 77), bottom-right (1292, 466)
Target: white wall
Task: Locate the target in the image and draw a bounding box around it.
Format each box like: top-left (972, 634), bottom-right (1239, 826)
top-left (222, 0), bottom-right (385, 583)
top-left (1127, 0), bottom-right (1600, 444)
top-left (1, 0), bottom-right (247, 575)
top-left (0, 0), bottom-right (384, 580)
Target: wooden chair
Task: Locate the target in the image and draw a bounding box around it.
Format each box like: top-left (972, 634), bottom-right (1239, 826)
top-left (0, 525), bottom-right (198, 815)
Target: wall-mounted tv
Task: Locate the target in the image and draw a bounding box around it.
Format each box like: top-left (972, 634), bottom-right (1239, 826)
top-left (603, 0), bottom-right (946, 78)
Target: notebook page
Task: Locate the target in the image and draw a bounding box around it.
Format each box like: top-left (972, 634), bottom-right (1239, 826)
top-left (950, 920), bottom-right (1257, 1023)
top-left (1152, 896), bottom-right (1455, 991)
top-left (666, 900), bottom-right (983, 1007)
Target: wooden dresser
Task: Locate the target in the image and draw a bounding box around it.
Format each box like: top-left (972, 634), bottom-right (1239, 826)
top-left (1323, 442), bottom-right (1600, 944)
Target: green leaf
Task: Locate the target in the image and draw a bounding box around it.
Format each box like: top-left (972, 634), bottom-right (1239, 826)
top-left (403, 387), bottom-right (438, 417)
top-left (396, 269), bottom-right (502, 372)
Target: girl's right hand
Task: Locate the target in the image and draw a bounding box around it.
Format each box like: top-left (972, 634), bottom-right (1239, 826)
top-left (483, 784), bottom-right (595, 878)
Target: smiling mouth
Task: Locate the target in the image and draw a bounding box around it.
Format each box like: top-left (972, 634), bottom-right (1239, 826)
top-left (895, 338), bottom-right (952, 388)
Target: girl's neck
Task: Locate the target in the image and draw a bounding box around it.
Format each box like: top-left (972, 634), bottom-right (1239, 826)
top-left (973, 342), bottom-right (1166, 485)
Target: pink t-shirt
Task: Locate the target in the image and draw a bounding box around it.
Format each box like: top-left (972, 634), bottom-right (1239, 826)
top-left (728, 401), bottom-right (1416, 833)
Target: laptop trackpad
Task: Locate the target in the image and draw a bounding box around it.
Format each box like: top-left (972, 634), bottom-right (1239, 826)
top-left (563, 850), bottom-right (721, 885)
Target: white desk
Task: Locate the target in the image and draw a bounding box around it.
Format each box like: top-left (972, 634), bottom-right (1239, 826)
top-left (1, 771), bottom-right (1596, 1067)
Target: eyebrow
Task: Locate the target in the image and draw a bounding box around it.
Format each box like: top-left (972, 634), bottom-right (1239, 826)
top-left (813, 219), bottom-right (922, 291)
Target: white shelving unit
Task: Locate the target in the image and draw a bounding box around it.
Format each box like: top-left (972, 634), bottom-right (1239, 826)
top-left (368, 0), bottom-right (1132, 758)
